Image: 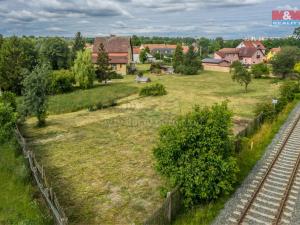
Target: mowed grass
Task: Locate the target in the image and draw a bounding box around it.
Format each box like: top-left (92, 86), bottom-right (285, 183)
top-left (23, 70), bottom-right (281, 225)
top-left (48, 82), bottom-right (138, 114)
top-left (0, 140), bottom-right (51, 225)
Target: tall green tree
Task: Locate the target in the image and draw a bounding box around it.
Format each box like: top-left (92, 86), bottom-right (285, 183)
top-left (72, 49), bottom-right (95, 89)
top-left (0, 36), bottom-right (35, 95)
top-left (154, 102), bottom-right (238, 206)
top-left (294, 27), bottom-right (300, 40)
top-left (72, 32), bottom-right (85, 61)
top-left (22, 63), bottom-right (51, 127)
top-left (270, 46), bottom-right (300, 78)
top-left (95, 43), bottom-right (112, 84)
top-left (139, 49), bottom-right (147, 64)
top-left (132, 35), bottom-right (141, 46)
top-left (230, 61), bottom-right (251, 92)
top-left (173, 44), bottom-right (184, 73)
top-left (39, 37), bottom-right (70, 70)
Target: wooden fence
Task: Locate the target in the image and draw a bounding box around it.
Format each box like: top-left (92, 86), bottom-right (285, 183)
top-left (144, 113), bottom-right (264, 225)
top-left (15, 126), bottom-right (68, 225)
top-left (144, 187), bottom-right (183, 225)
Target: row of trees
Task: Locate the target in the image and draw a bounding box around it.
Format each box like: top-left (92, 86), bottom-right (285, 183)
top-left (0, 32), bottom-right (86, 95)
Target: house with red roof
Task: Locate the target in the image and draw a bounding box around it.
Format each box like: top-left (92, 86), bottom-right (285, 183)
top-left (92, 35), bottom-right (133, 75)
top-left (213, 40), bottom-right (266, 66)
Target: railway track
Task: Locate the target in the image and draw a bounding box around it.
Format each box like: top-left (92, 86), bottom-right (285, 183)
top-left (227, 113), bottom-right (300, 225)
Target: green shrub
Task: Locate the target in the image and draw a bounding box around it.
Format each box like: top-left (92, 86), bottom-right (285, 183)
top-left (255, 101), bottom-right (276, 121)
top-left (280, 81), bottom-right (297, 102)
top-left (176, 65), bottom-right (199, 75)
top-left (154, 102), bottom-right (238, 207)
top-left (0, 91), bottom-right (17, 111)
top-left (150, 63), bottom-right (162, 74)
top-left (50, 70), bottom-right (75, 94)
top-left (139, 83), bottom-right (167, 96)
top-left (110, 71), bottom-right (124, 79)
top-left (251, 63), bottom-right (270, 78)
top-left (88, 100), bottom-right (117, 112)
top-left (0, 102), bottom-right (16, 143)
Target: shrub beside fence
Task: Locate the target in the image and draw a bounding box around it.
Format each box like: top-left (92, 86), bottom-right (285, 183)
top-left (15, 126), bottom-right (68, 225)
top-left (144, 113), bottom-right (264, 225)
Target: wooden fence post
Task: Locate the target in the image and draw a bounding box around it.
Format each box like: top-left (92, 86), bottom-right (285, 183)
top-left (167, 192), bottom-right (171, 223)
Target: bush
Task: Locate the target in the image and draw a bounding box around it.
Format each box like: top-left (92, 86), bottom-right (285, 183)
top-left (0, 91), bottom-right (17, 111)
top-left (50, 70), bottom-right (75, 94)
top-left (88, 100), bottom-right (117, 112)
top-left (280, 81), bottom-right (297, 102)
top-left (150, 62), bottom-right (162, 74)
top-left (177, 65), bottom-right (199, 75)
top-left (251, 63), bottom-right (270, 78)
top-left (154, 102), bottom-right (238, 206)
top-left (0, 102), bottom-right (16, 143)
top-left (110, 71), bottom-right (123, 79)
top-left (139, 83), bottom-right (167, 96)
top-left (255, 101), bottom-right (276, 121)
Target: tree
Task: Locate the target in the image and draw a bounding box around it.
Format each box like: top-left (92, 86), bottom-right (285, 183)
top-left (39, 37), bottom-right (70, 70)
top-left (145, 46), bottom-right (150, 54)
top-left (95, 43), bottom-right (112, 84)
top-left (0, 36), bottom-right (34, 95)
top-left (271, 46), bottom-right (300, 78)
top-left (72, 49), bottom-right (95, 89)
top-left (0, 102), bottom-right (16, 143)
top-left (251, 63), bottom-right (270, 78)
top-left (131, 35), bottom-right (141, 46)
top-left (183, 45), bottom-right (201, 75)
top-left (215, 37), bottom-right (224, 49)
top-left (22, 63), bottom-right (51, 127)
top-left (173, 44), bottom-right (184, 73)
top-left (72, 32), bottom-right (85, 61)
top-left (231, 61), bottom-right (251, 92)
top-left (139, 49), bottom-right (147, 64)
top-left (154, 102), bottom-right (238, 206)
top-left (294, 27), bottom-right (300, 40)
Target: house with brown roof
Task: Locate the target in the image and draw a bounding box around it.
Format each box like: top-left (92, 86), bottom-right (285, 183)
top-left (214, 40), bottom-right (266, 66)
top-left (237, 40), bottom-right (266, 54)
top-left (92, 35), bottom-right (133, 75)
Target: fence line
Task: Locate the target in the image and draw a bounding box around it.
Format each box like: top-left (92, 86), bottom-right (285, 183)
top-left (15, 125), bottom-right (68, 225)
top-left (144, 113), bottom-right (264, 225)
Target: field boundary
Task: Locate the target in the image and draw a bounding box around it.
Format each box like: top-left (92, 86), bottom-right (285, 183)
top-left (144, 113), bottom-right (264, 225)
top-left (15, 125), bottom-right (68, 225)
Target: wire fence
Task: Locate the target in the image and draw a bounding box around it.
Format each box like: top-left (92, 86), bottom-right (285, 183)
top-left (16, 125), bottom-right (68, 225)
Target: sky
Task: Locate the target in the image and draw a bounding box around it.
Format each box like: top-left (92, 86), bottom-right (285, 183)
top-left (0, 0), bottom-right (299, 39)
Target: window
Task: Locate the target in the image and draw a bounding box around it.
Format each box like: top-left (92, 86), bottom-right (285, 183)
top-left (256, 54), bottom-right (261, 59)
top-left (120, 64), bottom-right (122, 68)
top-left (111, 64), bottom-right (117, 70)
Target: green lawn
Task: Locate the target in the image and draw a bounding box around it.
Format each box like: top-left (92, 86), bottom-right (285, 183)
top-left (48, 82), bottom-right (138, 114)
top-left (0, 140), bottom-right (51, 225)
top-left (23, 70), bottom-right (281, 225)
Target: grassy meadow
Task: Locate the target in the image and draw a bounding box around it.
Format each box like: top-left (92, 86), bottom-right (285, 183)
top-left (23, 69), bottom-right (282, 224)
top-left (0, 140), bottom-right (51, 225)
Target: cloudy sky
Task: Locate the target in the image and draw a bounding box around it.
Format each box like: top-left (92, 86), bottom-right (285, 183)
top-left (0, 0), bottom-right (299, 38)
